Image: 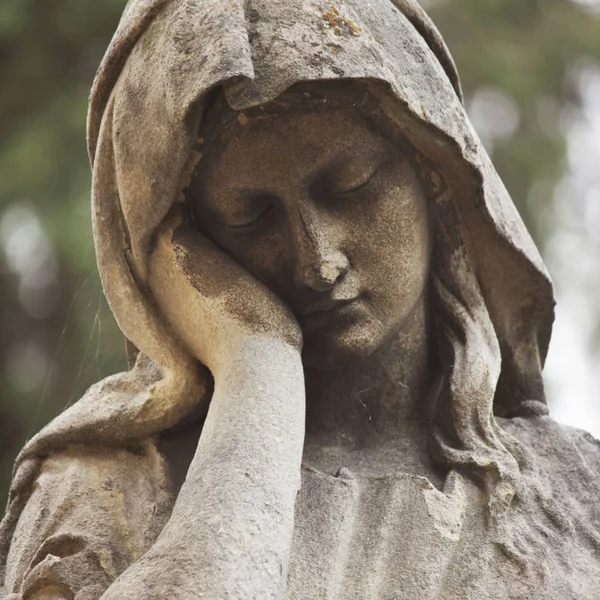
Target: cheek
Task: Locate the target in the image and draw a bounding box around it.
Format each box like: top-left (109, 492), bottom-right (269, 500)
top-left (352, 189), bottom-right (430, 316)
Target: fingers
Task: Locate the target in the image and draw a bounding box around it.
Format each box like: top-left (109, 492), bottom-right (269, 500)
top-left (148, 205), bottom-right (301, 371)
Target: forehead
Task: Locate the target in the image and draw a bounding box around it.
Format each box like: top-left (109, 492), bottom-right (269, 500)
top-left (198, 105), bottom-right (390, 186)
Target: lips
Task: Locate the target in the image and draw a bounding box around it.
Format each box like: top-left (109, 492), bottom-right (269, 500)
top-left (299, 297), bottom-right (358, 318)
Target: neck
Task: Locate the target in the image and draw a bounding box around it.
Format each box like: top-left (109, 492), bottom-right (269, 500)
top-left (303, 297), bottom-right (436, 450)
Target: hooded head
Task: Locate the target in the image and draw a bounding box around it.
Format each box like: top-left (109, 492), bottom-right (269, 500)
top-left (1, 0), bottom-right (557, 566)
top-left (88, 0), bottom-right (553, 417)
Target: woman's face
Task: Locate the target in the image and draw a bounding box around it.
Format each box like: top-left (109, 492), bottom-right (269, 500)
top-left (191, 102), bottom-right (431, 369)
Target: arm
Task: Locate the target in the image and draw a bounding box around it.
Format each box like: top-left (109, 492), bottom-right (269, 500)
top-left (100, 207), bottom-right (306, 599)
top-left (101, 338), bottom-right (304, 600)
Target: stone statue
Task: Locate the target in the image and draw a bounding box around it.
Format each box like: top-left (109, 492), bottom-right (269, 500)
top-left (2, 0), bottom-right (600, 598)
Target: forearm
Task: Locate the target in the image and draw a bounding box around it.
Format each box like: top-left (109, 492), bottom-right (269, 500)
top-left (185, 334), bottom-right (306, 511)
top-left (174, 335), bottom-right (306, 587)
top-left (102, 337), bottom-right (305, 600)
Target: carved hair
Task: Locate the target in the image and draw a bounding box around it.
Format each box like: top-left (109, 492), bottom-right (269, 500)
top-left (424, 170), bottom-right (565, 561)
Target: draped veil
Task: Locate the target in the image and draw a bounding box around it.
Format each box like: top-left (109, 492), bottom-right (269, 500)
top-left (1, 0), bottom-right (556, 591)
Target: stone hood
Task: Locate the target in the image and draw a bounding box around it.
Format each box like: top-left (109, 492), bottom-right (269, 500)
top-left (92, 0), bottom-right (554, 420)
top-left (1, 0), bottom-right (555, 574)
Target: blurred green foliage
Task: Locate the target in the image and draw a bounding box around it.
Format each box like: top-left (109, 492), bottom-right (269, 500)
top-left (1, 0), bottom-right (599, 504)
top-left (430, 0), bottom-right (600, 247)
top-left (0, 0), bottom-right (127, 501)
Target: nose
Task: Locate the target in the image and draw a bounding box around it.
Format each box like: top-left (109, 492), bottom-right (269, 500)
top-left (291, 208), bottom-right (349, 292)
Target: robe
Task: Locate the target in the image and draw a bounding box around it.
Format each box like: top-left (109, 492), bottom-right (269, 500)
top-left (4, 416), bottom-right (600, 599)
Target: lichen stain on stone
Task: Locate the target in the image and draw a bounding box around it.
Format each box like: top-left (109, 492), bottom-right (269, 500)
top-left (321, 1), bottom-right (361, 37)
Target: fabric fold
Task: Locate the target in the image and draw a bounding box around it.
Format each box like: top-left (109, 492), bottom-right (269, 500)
top-left (2, 0), bottom-right (556, 595)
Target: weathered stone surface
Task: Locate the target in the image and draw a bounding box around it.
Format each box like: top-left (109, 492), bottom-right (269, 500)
top-left (2, 1), bottom-right (599, 598)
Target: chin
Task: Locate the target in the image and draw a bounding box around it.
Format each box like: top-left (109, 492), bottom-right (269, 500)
top-left (301, 323), bottom-right (384, 370)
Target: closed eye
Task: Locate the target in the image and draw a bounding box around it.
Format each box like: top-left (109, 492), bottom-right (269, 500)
top-left (330, 171), bottom-right (376, 194)
top-left (325, 162), bottom-right (381, 195)
top-left (222, 197), bottom-right (275, 230)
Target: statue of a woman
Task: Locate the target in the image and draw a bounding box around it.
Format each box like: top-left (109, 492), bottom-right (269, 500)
top-left (2, 1), bottom-right (600, 598)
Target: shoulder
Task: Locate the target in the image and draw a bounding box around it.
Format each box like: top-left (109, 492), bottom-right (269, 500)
top-left (499, 414), bottom-right (600, 457)
top-left (498, 414), bottom-right (600, 494)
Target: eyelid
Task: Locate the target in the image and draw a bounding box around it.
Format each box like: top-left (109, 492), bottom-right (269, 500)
top-left (221, 202), bottom-right (273, 230)
top-left (327, 163), bottom-right (380, 194)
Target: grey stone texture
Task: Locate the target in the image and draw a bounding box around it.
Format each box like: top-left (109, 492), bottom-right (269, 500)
top-left (2, 0), bottom-right (599, 598)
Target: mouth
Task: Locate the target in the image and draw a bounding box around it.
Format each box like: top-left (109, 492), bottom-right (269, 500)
top-left (299, 297), bottom-right (358, 317)
top-left (298, 297), bottom-right (361, 330)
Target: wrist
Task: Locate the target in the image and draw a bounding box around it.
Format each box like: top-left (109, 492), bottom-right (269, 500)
top-left (211, 333), bottom-right (303, 380)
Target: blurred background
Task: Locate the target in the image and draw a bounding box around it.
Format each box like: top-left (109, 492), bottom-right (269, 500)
top-left (1, 0), bottom-right (599, 503)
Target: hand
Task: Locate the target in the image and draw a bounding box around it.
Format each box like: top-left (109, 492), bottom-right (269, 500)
top-left (148, 204), bottom-right (302, 374)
